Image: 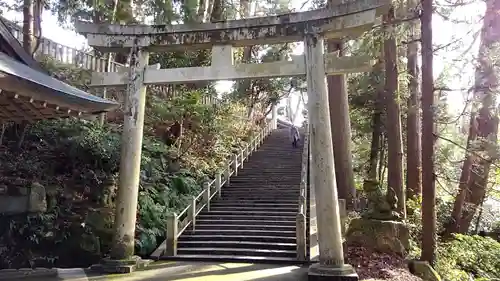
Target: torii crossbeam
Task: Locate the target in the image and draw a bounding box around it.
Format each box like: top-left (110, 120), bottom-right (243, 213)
top-left (75, 0), bottom-right (390, 279)
top-left (76, 0), bottom-right (388, 52)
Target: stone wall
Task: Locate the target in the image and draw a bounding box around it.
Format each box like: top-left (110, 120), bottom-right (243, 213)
top-left (0, 181), bottom-right (47, 214)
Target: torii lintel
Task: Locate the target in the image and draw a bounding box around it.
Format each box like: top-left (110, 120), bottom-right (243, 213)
top-left (75, 0), bottom-right (390, 52)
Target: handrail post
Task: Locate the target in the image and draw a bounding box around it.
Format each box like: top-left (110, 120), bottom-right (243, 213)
top-left (296, 212), bottom-right (307, 261)
top-left (204, 182), bottom-right (211, 211)
top-left (339, 199), bottom-right (347, 236)
top-left (225, 164), bottom-right (231, 185)
top-left (189, 196), bottom-right (196, 231)
top-left (165, 212), bottom-right (178, 256)
top-left (216, 172), bottom-right (222, 199)
top-left (299, 194), bottom-right (306, 215)
top-left (240, 148), bottom-right (245, 168)
top-left (232, 153), bottom-right (239, 176)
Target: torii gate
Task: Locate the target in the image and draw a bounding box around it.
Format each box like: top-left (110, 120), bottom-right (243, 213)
top-left (76, 0), bottom-right (389, 278)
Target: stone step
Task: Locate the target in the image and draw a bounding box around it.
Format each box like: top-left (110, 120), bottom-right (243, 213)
top-left (178, 234), bottom-right (296, 243)
top-left (221, 191), bottom-right (299, 195)
top-left (195, 219), bottom-right (296, 226)
top-left (178, 240), bottom-right (296, 250)
top-left (221, 191), bottom-right (300, 197)
top-left (193, 224), bottom-right (296, 231)
top-left (241, 163), bottom-right (299, 166)
top-left (221, 195), bottom-right (299, 200)
top-left (160, 254), bottom-right (299, 264)
top-left (177, 247), bottom-right (296, 258)
top-left (233, 175), bottom-right (299, 178)
top-left (209, 202), bottom-right (298, 208)
top-left (222, 186), bottom-right (300, 190)
top-left (221, 190), bottom-right (300, 194)
top-left (209, 206), bottom-right (298, 212)
top-left (230, 174), bottom-right (299, 177)
top-left (226, 184), bottom-right (299, 188)
top-left (229, 174), bottom-right (300, 178)
top-left (182, 229), bottom-right (296, 237)
top-left (228, 179), bottom-right (301, 183)
top-left (238, 164), bottom-right (301, 167)
top-left (205, 210), bottom-right (297, 216)
top-left (197, 214), bottom-right (296, 221)
top-left (241, 153), bottom-right (298, 156)
top-left (213, 199), bottom-right (299, 204)
top-left (220, 191), bottom-right (299, 194)
top-left (237, 165), bottom-right (300, 168)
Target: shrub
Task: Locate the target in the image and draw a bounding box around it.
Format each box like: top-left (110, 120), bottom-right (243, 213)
top-left (436, 234), bottom-right (500, 281)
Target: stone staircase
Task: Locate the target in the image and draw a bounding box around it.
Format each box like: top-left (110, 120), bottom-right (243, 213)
top-left (165, 128), bottom-right (303, 263)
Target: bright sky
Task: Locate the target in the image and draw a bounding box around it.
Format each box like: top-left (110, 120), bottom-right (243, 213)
top-left (0, 0), bottom-right (485, 124)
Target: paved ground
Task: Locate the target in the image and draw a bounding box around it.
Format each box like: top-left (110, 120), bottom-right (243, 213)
top-left (12, 262), bottom-right (308, 281)
top-left (85, 262), bottom-right (309, 281)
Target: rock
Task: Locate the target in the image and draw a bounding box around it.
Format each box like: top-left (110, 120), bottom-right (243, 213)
top-left (18, 187), bottom-right (29, 196)
top-left (346, 218), bottom-right (410, 256)
top-left (408, 260), bottom-right (441, 281)
top-left (0, 196), bottom-right (29, 214)
top-left (28, 182), bottom-right (47, 212)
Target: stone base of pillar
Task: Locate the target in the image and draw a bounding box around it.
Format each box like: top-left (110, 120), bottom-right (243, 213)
top-left (308, 263), bottom-right (359, 281)
top-left (90, 256), bottom-right (153, 274)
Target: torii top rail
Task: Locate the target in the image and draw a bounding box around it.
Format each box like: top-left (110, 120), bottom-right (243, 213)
top-left (76, 0), bottom-right (389, 52)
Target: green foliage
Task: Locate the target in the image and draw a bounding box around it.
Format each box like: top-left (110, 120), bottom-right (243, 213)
top-left (436, 234), bottom-right (500, 281)
top-left (0, 51), bottom-right (260, 268)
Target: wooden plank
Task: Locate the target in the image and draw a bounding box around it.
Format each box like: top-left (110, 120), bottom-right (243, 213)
top-left (89, 54), bottom-right (376, 87)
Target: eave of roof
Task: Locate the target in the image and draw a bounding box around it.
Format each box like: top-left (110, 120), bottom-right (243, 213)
top-left (0, 17), bottom-right (119, 123)
top-left (0, 17), bottom-right (44, 72)
top-left (0, 52), bottom-right (119, 115)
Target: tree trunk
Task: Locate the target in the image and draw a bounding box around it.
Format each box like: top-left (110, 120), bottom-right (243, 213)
top-left (326, 39), bottom-right (357, 210)
top-left (383, 8), bottom-right (406, 217)
top-left (32, 0), bottom-right (42, 55)
top-left (420, 0), bottom-right (437, 265)
top-left (197, 0), bottom-right (211, 22)
top-left (22, 0), bottom-right (34, 54)
top-left (445, 115), bottom-right (476, 235)
top-left (406, 0), bottom-right (422, 200)
top-left (448, 0), bottom-right (500, 234)
top-left (210, 0), bottom-right (224, 21)
top-left (378, 133), bottom-right (386, 186)
top-left (18, 0), bottom-right (35, 149)
top-left (236, 0), bottom-right (255, 116)
top-left (366, 89), bottom-right (383, 183)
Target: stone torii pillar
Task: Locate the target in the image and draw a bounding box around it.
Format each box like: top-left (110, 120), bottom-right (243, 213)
top-left (305, 33), bottom-right (357, 281)
top-left (98, 43), bottom-right (155, 273)
top-left (110, 44), bottom-right (149, 261)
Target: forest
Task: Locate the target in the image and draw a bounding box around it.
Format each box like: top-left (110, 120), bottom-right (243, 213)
top-left (0, 0), bottom-right (499, 279)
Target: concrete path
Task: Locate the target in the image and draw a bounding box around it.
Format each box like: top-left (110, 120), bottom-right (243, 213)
top-left (86, 262), bottom-right (309, 281)
top-left (10, 261), bottom-right (308, 281)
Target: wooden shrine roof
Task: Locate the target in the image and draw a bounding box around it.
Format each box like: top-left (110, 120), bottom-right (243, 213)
top-left (0, 18), bottom-right (119, 123)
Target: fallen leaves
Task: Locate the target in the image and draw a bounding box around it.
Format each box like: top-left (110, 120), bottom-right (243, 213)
top-left (346, 246), bottom-right (422, 281)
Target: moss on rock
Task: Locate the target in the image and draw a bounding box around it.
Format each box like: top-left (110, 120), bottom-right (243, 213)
top-left (346, 218), bottom-right (410, 256)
